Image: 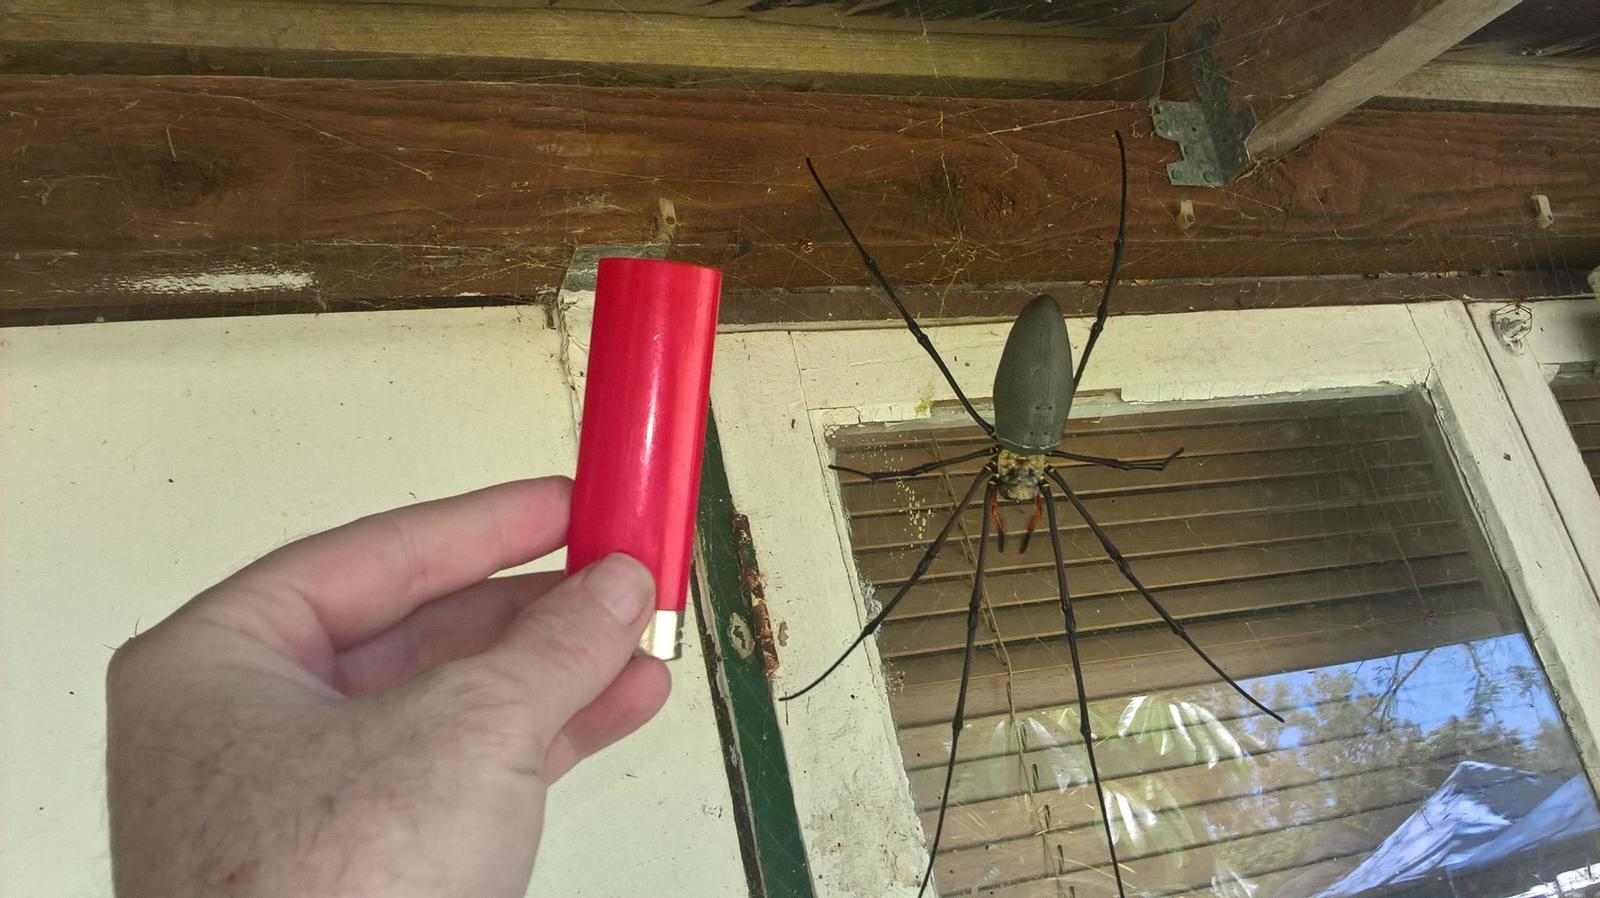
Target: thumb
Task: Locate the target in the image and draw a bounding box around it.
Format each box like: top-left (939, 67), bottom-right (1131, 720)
top-left (475, 553), bottom-right (656, 742)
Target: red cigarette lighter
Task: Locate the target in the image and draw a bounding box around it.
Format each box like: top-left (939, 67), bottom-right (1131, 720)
top-left (566, 258), bottom-right (722, 659)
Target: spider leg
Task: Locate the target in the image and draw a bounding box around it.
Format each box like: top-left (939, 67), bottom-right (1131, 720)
top-left (805, 158), bottom-right (994, 437)
top-left (1046, 468), bottom-right (1284, 723)
top-left (1071, 131), bottom-right (1128, 391)
top-left (917, 483), bottom-right (997, 898)
top-left (1049, 445), bottom-right (1183, 472)
top-left (1018, 494), bottom-right (1045, 555)
top-left (781, 466), bottom-right (992, 702)
top-left (831, 446), bottom-right (997, 482)
top-left (1041, 482), bottom-right (1128, 898)
top-left (988, 490), bottom-right (1007, 554)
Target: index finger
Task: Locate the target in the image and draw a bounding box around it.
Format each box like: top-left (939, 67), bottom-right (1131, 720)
top-left (207, 477), bottom-right (571, 658)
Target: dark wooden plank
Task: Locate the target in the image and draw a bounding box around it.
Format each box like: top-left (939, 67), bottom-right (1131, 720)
top-left (4, 272), bottom-right (1585, 330)
top-left (1166, 0), bottom-right (1522, 163)
top-left (3, 76), bottom-right (1598, 324)
top-left (723, 270), bottom-right (1593, 327)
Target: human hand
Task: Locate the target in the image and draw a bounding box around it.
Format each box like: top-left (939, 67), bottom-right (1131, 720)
top-left (106, 477), bottom-right (670, 898)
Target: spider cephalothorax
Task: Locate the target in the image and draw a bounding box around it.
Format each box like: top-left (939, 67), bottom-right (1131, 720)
top-left (991, 448), bottom-right (1050, 552)
top-left (994, 448), bottom-right (1047, 501)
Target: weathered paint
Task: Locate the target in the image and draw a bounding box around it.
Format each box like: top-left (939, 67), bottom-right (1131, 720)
top-left (116, 268), bottom-right (316, 294)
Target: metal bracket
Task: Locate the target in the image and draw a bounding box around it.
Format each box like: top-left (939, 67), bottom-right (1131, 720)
top-left (1151, 18), bottom-right (1254, 187)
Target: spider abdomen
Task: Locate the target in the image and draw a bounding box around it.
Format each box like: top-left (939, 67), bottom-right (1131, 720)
top-left (992, 294), bottom-right (1075, 454)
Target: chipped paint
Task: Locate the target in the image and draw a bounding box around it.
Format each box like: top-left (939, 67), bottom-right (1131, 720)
top-left (116, 269), bottom-right (316, 295)
top-left (732, 513), bottom-right (780, 677)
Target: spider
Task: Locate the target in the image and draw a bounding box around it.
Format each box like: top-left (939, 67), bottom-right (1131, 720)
top-left (781, 133), bottom-right (1283, 898)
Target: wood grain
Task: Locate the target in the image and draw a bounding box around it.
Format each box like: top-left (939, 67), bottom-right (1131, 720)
top-left (723, 270), bottom-right (1594, 327)
top-left (0, 0), bottom-right (1149, 97)
top-left (1168, 0), bottom-right (1522, 161)
top-left (1379, 57), bottom-right (1600, 110)
top-left (2, 76), bottom-right (1597, 323)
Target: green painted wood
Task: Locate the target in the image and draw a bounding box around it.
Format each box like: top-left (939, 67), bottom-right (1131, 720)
top-left (696, 409), bottom-right (816, 898)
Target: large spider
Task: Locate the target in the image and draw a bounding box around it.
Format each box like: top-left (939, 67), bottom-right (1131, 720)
top-left (781, 133), bottom-right (1282, 898)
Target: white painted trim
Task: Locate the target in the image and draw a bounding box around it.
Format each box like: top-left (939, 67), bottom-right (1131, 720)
top-left (1412, 304), bottom-right (1600, 779)
top-left (711, 302), bottom-right (1600, 898)
top-left (711, 332), bottom-right (930, 897)
top-left (1468, 298), bottom-right (1600, 628)
top-left (1519, 297), bottom-right (1600, 366)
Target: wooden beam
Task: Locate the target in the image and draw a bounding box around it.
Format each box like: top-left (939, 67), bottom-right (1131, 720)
top-left (4, 270), bottom-right (1587, 330)
top-left (717, 271), bottom-right (1595, 328)
top-left (1376, 57), bottom-right (1600, 111)
top-left (1165, 0), bottom-right (1523, 165)
top-left (0, 0), bottom-right (1149, 98)
top-left (2, 76), bottom-right (1597, 325)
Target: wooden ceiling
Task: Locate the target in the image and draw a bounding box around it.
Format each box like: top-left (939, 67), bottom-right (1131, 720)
top-left (1, 0), bottom-right (1597, 325)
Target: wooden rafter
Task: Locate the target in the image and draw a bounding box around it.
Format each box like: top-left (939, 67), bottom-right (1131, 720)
top-left (1379, 57), bottom-right (1600, 111)
top-left (1165, 0), bottom-right (1526, 169)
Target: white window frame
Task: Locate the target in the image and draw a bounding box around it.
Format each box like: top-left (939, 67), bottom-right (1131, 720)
top-left (1468, 298), bottom-right (1600, 601)
top-left (709, 301), bottom-right (1600, 898)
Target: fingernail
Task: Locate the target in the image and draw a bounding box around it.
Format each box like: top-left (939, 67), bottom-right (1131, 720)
top-left (587, 554), bottom-right (653, 624)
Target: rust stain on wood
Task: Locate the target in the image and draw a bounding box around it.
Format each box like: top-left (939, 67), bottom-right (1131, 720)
top-left (732, 513), bottom-right (779, 678)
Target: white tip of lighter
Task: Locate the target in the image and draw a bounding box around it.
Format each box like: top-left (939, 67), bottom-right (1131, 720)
top-left (640, 609), bottom-right (682, 660)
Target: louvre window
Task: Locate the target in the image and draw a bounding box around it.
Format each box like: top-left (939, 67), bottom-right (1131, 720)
top-left (1551, 373), bottom-right (1600, 499)
top-left (831, 390), bottom-right (1600, 898)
